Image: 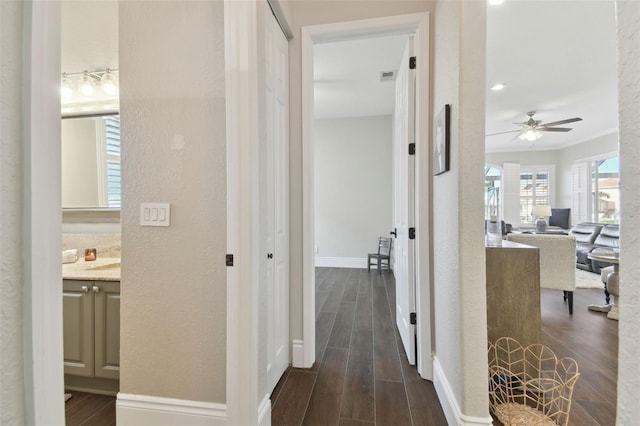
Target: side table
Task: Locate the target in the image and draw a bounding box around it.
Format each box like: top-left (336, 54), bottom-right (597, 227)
top-left (587, 253), bottom-right (619, 320)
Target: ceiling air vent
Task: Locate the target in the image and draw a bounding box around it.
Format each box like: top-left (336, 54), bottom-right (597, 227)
top-left (380, 70), bottom-right (396, 82)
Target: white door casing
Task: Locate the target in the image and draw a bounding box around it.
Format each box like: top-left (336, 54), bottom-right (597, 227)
top-left (262, 3), bottom-right (290, 393)
top-left (393, 38), bottom-right (417, 365)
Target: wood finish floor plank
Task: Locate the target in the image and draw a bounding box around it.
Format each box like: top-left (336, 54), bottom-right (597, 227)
top-left (375, 380), bottom-right (412, 425)
top-left (302, 348), bottom-right (349, 426)
top-left (271, 368), bottom-right (292, 407)
top-left (339, 419), bottom-right (375, 426)
top-left (316, 291), bottom-right (331, 319)
top-left (343, 276), bottom-right (359, 303)
top-left (340, 329), bottom-right (375, 422)
top-left (316, 310), bottom-right (338, 364)
top-left (372, 286), bottom-right (403, 382)
top-left (80, 401), bottom-right (116, 426)
top-left (399, 354), bottom-right (448, 426)
top-left (327, 301), bottom-right (356, 349)
top-left (322, 272), bottom-right (348, 313)
top-left (65, 393), bottom-right (114, 426)
top-left (272, 371), bottom-right (317, 426)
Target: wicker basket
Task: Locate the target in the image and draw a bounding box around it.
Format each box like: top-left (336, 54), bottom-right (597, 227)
top-left (488, 337), bottom-right (580, 426)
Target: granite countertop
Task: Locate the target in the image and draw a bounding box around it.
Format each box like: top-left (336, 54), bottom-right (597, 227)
top-left (62, 258), bottom-right (121, 281)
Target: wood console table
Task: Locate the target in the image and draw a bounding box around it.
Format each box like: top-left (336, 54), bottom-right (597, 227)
top-left (486, 240), bottom-right (541, 347)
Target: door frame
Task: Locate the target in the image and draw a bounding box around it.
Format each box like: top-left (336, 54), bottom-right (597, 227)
top-left (300, 12), bottom-right (433, 378)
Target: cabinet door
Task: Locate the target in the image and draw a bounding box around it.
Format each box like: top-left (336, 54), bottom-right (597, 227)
top-left (63, 280), bottom-right (94, 376)
top-left (94, 281), bottom-right (120, 379)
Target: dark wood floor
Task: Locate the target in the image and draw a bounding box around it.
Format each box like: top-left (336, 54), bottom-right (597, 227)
top-left (272, 268), bottom-right (618, 426)
top-left (64, 270), bottom-right (617, 426)
top-left (271, 268), bottom-right (448, 425)
top-left (540, 286), bottom-right (618, 425)
top-left (64, 390), bottom-right (116, 426)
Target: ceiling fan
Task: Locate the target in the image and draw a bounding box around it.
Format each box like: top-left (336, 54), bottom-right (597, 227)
top-left (487, 111), bottom-right (583, 142)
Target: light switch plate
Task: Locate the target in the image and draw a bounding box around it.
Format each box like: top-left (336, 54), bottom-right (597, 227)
top-left (140, 203), bottom-right (171, 227)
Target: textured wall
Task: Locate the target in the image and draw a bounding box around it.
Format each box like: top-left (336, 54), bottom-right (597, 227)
top-left (615, 0), bottom-right (640, 423)
top-left (289, 0), bottom-right (435, 347)
top-left (433, 0), bottom-right (490, 420)
top-left (315, 115), bottom-right (393, 260)
top-left (119, 0), bottom-right (227, 403)
top-left (0, 1), bottom-right (26, 423)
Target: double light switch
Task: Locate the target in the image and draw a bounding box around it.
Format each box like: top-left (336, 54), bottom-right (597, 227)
top-left (140, 203), bottom-right (171, 226)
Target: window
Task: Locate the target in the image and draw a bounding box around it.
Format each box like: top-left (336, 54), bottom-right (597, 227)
top-left (519, 166), bottom-right (553, 224)
top-left (591, 157), bottom-right (619, 223)
top-left (485, 166), bottom-right (502, 220)
top-left (104, 116), bottom-right (121, 208)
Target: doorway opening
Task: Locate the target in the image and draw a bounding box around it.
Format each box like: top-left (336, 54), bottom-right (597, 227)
top-left (299, 13), bottom-right (432, 380)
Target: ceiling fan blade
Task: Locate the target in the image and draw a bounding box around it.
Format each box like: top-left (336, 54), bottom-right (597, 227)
top-left (541, 117), bottom-right (583, 127)
top-left (486, 130), bottom-right (520, 137)
top-left (540, 127), bottom-right (572, 132)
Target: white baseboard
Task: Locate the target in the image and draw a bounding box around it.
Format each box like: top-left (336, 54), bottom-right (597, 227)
top-left (292, 339), bottom-right (305, 368)
top-left (258, 394), bottom-right (271, 426)
top-left (116, 393), bottom-right (226, 426)
top-left (433, 356), bottom-right (492, 426)
top-left (315, 256), bottom-right (367, 268)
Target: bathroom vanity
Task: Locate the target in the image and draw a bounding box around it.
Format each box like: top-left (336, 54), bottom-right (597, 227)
top-left (63, 258), bottom-right (120, 395)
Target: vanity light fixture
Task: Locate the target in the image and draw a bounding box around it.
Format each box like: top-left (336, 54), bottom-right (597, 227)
top-left (60, 68), bottom-right (119, 100)
top-left (60, 73), bottom-right (73, 98)
top-left (101, 69), bottom-right (117, 95)
top-left (490, 83), bottom-right (506, 91)
top-left (80, 71), bottom-right (95, 96)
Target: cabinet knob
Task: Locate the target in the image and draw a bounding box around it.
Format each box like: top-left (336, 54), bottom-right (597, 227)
top-left (92, 285), bottom-right (100, 293)
top-left (81, 285), bottom-right (89, 293)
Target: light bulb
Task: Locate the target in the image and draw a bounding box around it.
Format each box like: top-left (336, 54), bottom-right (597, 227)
top-left (80, 72), bottom-right (95, 96)
top-left (60, 74), bottom-right (73, 98)
top-left (101, 70), bottom-right (117, 96)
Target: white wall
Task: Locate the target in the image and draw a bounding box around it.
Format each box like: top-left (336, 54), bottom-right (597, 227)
top-left (61, 118), bottom-right (100, 207)
top-left (616, 0), bottom-right (640, 423)
top-left (119, 0), bottom-right (226, 404)
top-left (314, 115), bottom-right (392, 265)
top-left (432, 0), bottom-right (490, 423)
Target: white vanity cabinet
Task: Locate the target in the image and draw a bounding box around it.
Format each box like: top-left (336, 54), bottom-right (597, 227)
top-left (63, 279), bottom-right (120, 380)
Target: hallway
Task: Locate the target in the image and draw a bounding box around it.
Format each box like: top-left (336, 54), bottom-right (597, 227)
top-left (271, 268), bottom-right (447, 425)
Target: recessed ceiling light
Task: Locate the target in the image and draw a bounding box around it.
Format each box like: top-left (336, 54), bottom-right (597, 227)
top-left (489, 0), bottom-right (504, 5)
top-left (490, 83), bottom-right (506, 91)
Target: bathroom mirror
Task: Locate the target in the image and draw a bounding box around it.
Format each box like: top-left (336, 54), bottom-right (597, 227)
top-left (61, 113), bottom-right (121, 210)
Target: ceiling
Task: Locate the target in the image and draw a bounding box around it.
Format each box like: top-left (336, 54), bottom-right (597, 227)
top-left (485, 0), bottom-right (618, 152)
top-left (313, 1), bottom-right (618, 153)
top-left (314, 35), bottom-right (409, 119)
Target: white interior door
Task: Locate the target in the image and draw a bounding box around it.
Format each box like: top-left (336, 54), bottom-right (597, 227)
top-left (393, 38), bottom-right (416, 365)
top-left (265, 4), bottom-right (290, 393)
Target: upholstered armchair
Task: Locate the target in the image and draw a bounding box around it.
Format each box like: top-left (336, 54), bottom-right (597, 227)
top-left (506, 234), bottom-right (577, 314)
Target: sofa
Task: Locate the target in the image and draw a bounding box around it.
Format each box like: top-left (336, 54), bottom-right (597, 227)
top-left (570, 223), bottom-right (619, 273)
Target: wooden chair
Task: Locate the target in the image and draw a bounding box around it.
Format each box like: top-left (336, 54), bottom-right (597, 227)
top-left (367, 237), bottom-right (392, 274)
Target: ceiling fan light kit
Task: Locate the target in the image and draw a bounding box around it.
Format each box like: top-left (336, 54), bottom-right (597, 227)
top-left (486, 110), bottom-right (583, 142)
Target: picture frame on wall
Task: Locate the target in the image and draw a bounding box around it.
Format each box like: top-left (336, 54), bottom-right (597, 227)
top-left (433, 104), bottom-right (451, 176)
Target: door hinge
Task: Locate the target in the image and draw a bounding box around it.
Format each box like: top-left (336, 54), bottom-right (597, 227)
top-left (408, 143), bottom-right (415, 155)
top-left (409, 56), bottom-right (417, 69)
top-left (409, 227), bottom-right (415, 240)
top-left (410, 312), bottom-right (417, 325)
top-left (226, 254), bottom-right (234, 267)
